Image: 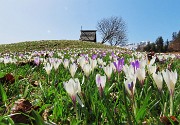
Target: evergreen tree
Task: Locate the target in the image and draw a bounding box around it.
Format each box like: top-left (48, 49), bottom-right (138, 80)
top-left (172, 32), bottom-right (177, 41)
top-left (151, 43), bottom-right (156, 52)
top-left (164, 39), bottom-right (169, 52)
top-left (146, 42), bottom-right (151, 51)
top-left (155, 36), bottom-right (164, 52)
top-left (177, 30), bottom-right (180, 39)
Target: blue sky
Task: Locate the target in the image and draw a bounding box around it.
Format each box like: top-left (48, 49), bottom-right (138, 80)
top-left (0, 0), bottom-right (180, 44)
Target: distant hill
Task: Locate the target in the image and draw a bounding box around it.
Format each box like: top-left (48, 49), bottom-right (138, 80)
top-left (169, 37), bottom-right (180, 51)
top-left (0, 40), bottom-right (124, 53)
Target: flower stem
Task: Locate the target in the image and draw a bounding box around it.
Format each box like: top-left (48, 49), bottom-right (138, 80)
top-left (74, 102), bottom-right (78, 119)
top-left (72, 96), bottom-right (78, 119)
top-left (47, 74), bottom-right (49, 85)
top-left (132, 95), bottom-right (136, 116)
top-left (170, 94), bottom-right (173, 116)
top-left (123, 87), bottom-right (133, 125)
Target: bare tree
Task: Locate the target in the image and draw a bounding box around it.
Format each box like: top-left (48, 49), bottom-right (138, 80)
top-left (97, 16), bottom-right (127, 46)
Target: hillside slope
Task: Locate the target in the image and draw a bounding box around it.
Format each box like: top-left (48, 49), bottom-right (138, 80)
top-left (0, 40), bottom-right (122, 53)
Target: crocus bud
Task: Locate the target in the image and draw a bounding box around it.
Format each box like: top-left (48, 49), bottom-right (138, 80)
top-left (69, 63), bottom-right (77, 78)
top-left (63, 78), bottom-right (84, 107)
top-left (83, 64), bottom-right (92, 77)
top-left (63, 59), bottom-right (70, 69)
top-left (162, 69), bottom-right (178, 95)
top-left (96, 74), bottom-right (106, 97)
top-left (136, 67), bottom-right (146, 85)
top-left (103, 64), bottom-right (113, 80)
top-left (148, 64), bottom-right (157, 75)
top-left (53, 58), bottom-right (62, 71)
top-left (44, 63), bottom-right (53, 75)
top-left (89, 58), bottom-right (97, 72)
top-left (152, 72), bottom-right (163, 91)
top-left (124, 75), bottom-right (136, 97)
top-left (34, 56), bottom-right (40, 66)
top-left (113, 58), bottom-right (124, 73)
top-left (78, 56), bottom-right (86, 69)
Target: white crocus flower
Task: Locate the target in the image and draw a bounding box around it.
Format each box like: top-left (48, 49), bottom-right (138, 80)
top-left (96, 74), bottom-right (106, 97)
top-left (124, 75), bottom-right (136, 96)
top-left (148, 64), bottom-right (157, 75)
top-left (11, 58), bottom-right (17, 64)
top-left (149, 56), bottom-right (156, 65)
top-left (162, 69), bottom-right (178, 95)
top-left (103, 64), bottom-right (113, 80)
top-left (44, 63), bottom-right (53, 75)
top-left (89, 58), bottom-right (97, 72)
top-left (157, 55), bottom-right (163, 61)
top-left (110, 62), bottom-right (116, 73)
top-left (70, 57), bottom-right (75, 63)
top-left (109, 55), bottom-right (112, 60)
top-left (123, 66), bottom-right (137, 115)
top-left (123, 64), bottom-right (135, 78)
top-left (139, 59), bottom-right (146, 69)
top-left (170, 54), bottom-right (175, 59)
top-left (58, 52), bottom-right (62, 57)
top-left (152, 72), bottom-right (163, 91)
top-left (69, 63), bottom-right (77, 78)
top-left (97, 58), bottom-right (105, 66)
top-left (162, 69), bottom-right (178, 116)
top-left (164, 55), bottom-right (169, 60)
top-left (136, 67), bottom-right (146, 85)
top-left (78, 56), bottom-right (86, 69)
top-left (53, 59), bottom-right (62, 71)
top-left (4, 57), bottom-right (10, 65)
top-left (73, 78), bottom-right (81, 94)
top-left (63, 59), bottom-right (70, 69)
top-left (0, 57), bottom-right (3, 63)
top-left (83, 64), bottom-right (92, 77)
top-left (63, 78), bottom-right (84, 107)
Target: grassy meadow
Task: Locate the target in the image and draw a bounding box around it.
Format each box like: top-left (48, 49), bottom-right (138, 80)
top-left (0, 40), bottom-right (179, 125)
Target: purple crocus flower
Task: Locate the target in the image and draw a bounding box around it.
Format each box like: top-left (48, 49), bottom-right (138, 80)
top-left (80, 54), bottom-right (85, 57)
top-left (84, 55), bottom-right (89, 62)
top-left (34, 51), bottom-right (38, 56)
top-left (101, 52), bottom-right (106, 57)
top-left (96, 74), bottom-right (106, 97)
top-left (131, 60), bottom-right (140, 73)
top-left (34, 57), bottom-right (40, 66)
top-left (48, 52), bottom-right (54, 57)
top-left (5, 56), bottom-right (9, 59)
top-left (111, 52), bottom-right (116, 58)
top-left (49, 58), bottom-right (55, 64)
top-left (128, 82), bottom-right (134, 92)
top-left (92, 54), bottom-right (97, 60)
top-left (19, 53), bottom-right (24, 58)
top-left (41, 51), bottom-right (46, 56)
top-left (127, 81), bottom-right (135, 96)
top-left (113, 58), bottom-right (124, 73)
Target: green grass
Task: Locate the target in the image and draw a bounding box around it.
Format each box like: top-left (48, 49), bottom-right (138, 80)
top-left (0, 40), bottom-right (179, 125)
top-left (0, 40), bottom-right (125, 53)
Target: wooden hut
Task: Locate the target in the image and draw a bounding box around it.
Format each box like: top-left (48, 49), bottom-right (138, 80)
top-left (79, 30), bottom-right (97, 42)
